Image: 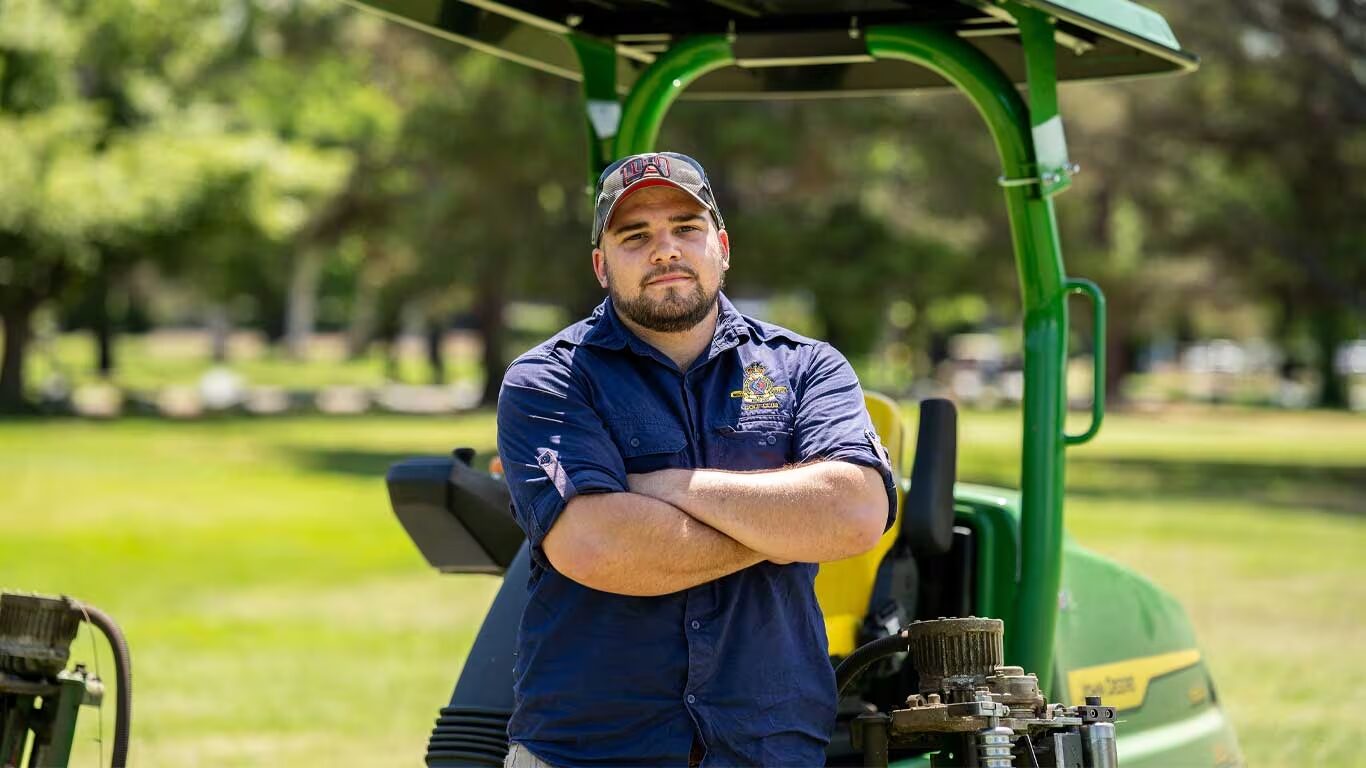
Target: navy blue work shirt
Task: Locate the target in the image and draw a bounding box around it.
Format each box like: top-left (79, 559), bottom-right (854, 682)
top-left (496, 293), bottom-right (897, 768)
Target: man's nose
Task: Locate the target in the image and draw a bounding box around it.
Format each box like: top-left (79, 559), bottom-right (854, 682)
top-left (650, 231), bottom-right (683, 262)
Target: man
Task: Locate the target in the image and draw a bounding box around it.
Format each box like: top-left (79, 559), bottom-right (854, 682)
top-left (497, 151), bottom-right (897, 768)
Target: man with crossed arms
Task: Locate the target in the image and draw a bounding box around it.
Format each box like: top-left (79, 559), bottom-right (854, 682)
top-left (497, 151), bottom-right (897, 767)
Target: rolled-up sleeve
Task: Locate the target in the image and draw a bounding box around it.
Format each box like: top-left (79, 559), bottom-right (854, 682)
top-left (792, 343), bottom-right (898, 532)
top-left (497, 353), bottom-right (627, 569)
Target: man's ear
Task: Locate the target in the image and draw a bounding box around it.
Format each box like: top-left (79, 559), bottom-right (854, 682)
top-left (592, 248), bottom-right (609, 288)
top-left (718, 229), bottom-right (731, 271)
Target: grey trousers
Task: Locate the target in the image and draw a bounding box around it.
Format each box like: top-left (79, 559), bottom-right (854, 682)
top-left (504, 742), bottom-right (557, 768)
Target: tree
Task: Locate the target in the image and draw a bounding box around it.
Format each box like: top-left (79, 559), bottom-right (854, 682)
top-left (212, 3), bottom-right (403, 360)
top-left (1122, 0), bottom-right (1365, 406)
top-left (0, 0), bottom-right (253, 409)
top-left (379, 50), bottom-right (588, 401)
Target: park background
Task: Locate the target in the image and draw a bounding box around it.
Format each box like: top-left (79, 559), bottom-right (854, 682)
top-left (1, 0), bottom-right (1363, 766)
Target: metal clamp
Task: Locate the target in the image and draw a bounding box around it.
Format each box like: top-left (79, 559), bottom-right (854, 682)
top-left (997, 162), bottom-right (1080, 188)
top-left (1063, 277), bottom-right (1106, 446)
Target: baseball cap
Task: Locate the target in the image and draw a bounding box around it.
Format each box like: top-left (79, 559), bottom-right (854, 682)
top-left (592, 152), bottom-right (725, 246)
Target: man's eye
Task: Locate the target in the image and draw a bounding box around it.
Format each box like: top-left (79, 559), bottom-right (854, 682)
top-left (676, 225), bottom-right (699, 234)
top-left (624, 232), bottom-right (647, 242)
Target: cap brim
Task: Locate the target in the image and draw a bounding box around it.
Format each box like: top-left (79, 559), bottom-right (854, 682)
top-left (598, 178), bottom-right (714, 244)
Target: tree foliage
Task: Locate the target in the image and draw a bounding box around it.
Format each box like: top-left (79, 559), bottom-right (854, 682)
top-left (1, 0), bottom-right (1360, 411)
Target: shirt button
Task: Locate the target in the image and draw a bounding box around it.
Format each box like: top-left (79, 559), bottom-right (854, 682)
top-left (686, 694), bottom-right (696, 704)
top-left (766, 435), bottom-right (777, 445)
top-left (690, 620), bottom-right (701, 630)
top-left (629, 437), bottom-right (640, 447)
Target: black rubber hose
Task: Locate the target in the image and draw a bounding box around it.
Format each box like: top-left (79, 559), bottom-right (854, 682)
top-left (73, 601), bottom-right (132, 768)
top-left (835, 630), bottom-right (912, 696)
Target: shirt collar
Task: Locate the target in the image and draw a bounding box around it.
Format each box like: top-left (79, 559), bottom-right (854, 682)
top-left (580, 297), bottom-right (631, 351)
top-left (710, 293), bottom-right (751, 354)
top-left (580, 293), bottom-right (751, 359)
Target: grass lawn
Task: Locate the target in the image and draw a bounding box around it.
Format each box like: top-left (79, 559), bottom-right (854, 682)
top-left (1, 407), bottom-right (1363, 766)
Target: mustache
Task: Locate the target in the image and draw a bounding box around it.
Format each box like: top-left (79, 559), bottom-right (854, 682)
top-left (641, 266), bottom-right (698, 287)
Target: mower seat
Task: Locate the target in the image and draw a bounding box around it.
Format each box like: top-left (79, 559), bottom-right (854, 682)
top-left (813, 391), bottom-right (907, 657)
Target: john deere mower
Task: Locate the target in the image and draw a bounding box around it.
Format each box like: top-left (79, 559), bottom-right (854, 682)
top-left (352, 1), bottom-right (1245, 766)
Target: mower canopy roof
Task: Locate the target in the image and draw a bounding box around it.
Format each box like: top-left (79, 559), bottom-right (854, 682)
top-left (346, 0), bottom-right (1195, 99)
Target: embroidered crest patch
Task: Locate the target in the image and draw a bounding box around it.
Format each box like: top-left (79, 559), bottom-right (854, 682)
top-left (730, 362), bottom-right (788, 411)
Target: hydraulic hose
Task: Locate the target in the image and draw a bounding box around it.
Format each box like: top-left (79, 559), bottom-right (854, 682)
top-left (835, 630), bottom-right (912, 696)
top-left (72, 600), bottom-right (132, 768)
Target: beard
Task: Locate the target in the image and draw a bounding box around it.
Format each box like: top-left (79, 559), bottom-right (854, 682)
top-left (607, 262), bottom-right (724, 334)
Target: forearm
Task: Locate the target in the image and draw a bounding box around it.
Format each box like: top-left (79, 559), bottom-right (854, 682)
top-left (543, 491), bottom-right (768, 596)
top-left (630, 463), bottom-right (887, 563)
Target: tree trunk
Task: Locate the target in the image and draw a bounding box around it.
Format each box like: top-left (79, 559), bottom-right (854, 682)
top-left (96, 314), bottom-right (115, 378)
top-left (814, 301), bottom-right (850, 356)
top-left (475, 284), bottom-right (507, 407)
top-left (346, 274), bottom-right (379, 360)
top-left (1091, 282), bottom-right (1134, 408)
top-left (376, 301), bottom-right (403, 382)
top-left (384, 335), bottom-right (401, 382)
top-left (1312, 307), bottom-right (1350, 409)
top-left (285, 249), bottom-right (322, 361)
top-left (0, 300), bottom-right (34, 413)
top-left (94, 253), bottom-right (115, 378)
top-left (207, 304), bottom-right (232, 364)
top-left (425, 318), bottom-right (446, 386)
top-left (1105, 332), bottom-right (1138, 407)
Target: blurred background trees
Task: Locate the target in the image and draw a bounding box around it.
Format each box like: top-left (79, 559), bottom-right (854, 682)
top-left (0, 0), bottom-right (1361, 414)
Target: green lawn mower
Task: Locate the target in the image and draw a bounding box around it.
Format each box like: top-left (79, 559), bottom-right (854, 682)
top-left (363, 1), bottom-right (1244, 766)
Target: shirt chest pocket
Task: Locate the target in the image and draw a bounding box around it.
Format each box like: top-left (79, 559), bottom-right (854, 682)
top-left (709, 423), bottom-right (794, 472)
top-left (610, 421), bottom-right (689, 475)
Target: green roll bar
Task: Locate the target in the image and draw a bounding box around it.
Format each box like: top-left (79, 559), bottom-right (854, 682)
top-left (572, 14), bottom-right (1107, 691)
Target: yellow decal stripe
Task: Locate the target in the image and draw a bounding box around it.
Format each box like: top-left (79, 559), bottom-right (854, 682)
top-left (1067, 649), bottom-right (1202, 711)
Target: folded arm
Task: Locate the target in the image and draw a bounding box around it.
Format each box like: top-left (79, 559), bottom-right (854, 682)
top-left (628, 461), bottom-right (889, 564)
top-left (542, 491), bottom-right (768, 596)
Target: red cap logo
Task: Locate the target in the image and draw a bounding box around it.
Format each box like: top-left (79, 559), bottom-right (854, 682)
top-left (620, 154), bottom-right (672, 186)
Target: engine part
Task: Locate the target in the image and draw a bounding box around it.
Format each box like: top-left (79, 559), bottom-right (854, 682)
top-left (847, 617), bottom-right (1120, 768)
top-left (835, 630), bottom-right (910, 695)
top-left (72, 599), bottom-right (133, 768)
top-left (0, 591), bottom-right (131, 768)
top-left (906, 617), bottom-right (1003, 698)
top-left (977, 726), bottom-right (1015, 768)
top-left (1085, 721), bottom-right (1118, 768)
top-left (0, 593), bottom-right (81, 677)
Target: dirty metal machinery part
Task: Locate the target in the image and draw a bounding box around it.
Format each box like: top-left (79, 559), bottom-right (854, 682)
top-left (844, 618), bottom-right (1118, 767)
top-left (0, 591), bottom-right (132, 768)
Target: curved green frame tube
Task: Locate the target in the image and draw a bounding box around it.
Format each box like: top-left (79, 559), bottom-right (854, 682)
top-left (613, 36), bottom-right (736, 157)
top-left (865, 25), bottom-right (1068, 689)
top-left (581, 24), bottom-right (1087, 692)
